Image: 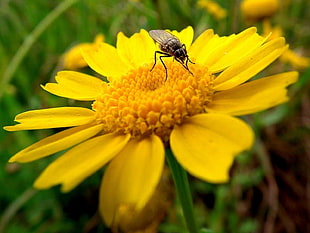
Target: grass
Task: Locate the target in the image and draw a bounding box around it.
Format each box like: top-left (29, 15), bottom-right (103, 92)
top-left (0, 0), bottom-right (309, 232)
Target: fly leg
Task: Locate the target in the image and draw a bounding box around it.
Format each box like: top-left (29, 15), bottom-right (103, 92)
top-left (181, 44), bottom-right (195, 74)
top-left (150, 51), bottom-right (171, 80)
top-left (175, 57), bottom-right (194, 76)
top-left (186, 56), bottom-right (195, 65)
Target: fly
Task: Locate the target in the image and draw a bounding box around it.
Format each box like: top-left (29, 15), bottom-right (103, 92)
top-left (149, 30), bottom-right (195, 80)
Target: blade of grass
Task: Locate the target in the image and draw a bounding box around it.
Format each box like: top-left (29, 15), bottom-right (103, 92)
top-left (0, 0), bottom-right (79, 98)
top-left (0, 188), bottom-right (37, 232)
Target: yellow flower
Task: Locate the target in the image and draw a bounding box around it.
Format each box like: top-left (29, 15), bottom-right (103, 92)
top-left (280, 49), bottom-right (310, 70)
top-left (62, 34), bottom-right (104, 70)
top-left (4, 27), bottom-right (297, 227)
top-left (197, 0), bottom-right (227, 19)
top-left (263, 21), bottom-right (310, 69)
top-left (241, 0), bottom-right (279, 21)
top-left (109, 167), bottom-right (173, 232)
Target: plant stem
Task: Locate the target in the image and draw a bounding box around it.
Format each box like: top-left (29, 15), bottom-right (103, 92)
top-left (166, 149), bottom-right (198, 233)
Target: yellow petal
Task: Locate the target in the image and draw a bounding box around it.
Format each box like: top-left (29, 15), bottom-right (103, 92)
top-left (208, 27), bottom-right (267, 72)
top-left (190, 32), bottom-right (224, 64)
top-left (102, 168), bottom-right (173, 233)
top-left (214, 37), bottom-right (288, 90)
top-left (241, 0), bottom-right (279, 20)
top-left (189, 29), bottom-right (215, 59)
top-left (170, 114), bottom-right (254, 183)
top-left (206, 71), bottom-right (298, 115)
top-left (100, 135), bottom-right (165, 226)
top-left (62, 33), bottom-right (105, 70)
top-left (117, 30), bottom-right (156, 68)
top-left (94, 33), bottom-right (105, 44)
top-left (9, 124), bottom-right (103, 163)
top-left (280, 49), bottom-right (310, 70)
top-left (4, 107), bottom-right (95, 131)
top-left (170, 26), bottom-right (194, 50)
top-left (34, 133), bottom-right (131, 192)
top-left (62, 43), bottom-right (91, 70)
top-left (41, 71), bottom-right (105, 101)
top-left (82, 42), bottom-right (129, 80)
top-left (197, 0), bottom-right (227, 19)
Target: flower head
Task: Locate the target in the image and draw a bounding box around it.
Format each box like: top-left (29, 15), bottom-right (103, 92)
top-left (197, 0), bottom-right (227, 19)
top-left (62, 34), bottom-right (104, 70)
top-left (4, 26), bottom-right (297, 227)
top-left (241, 0), bottom-right (279, 22)
top-left (263, 21), bottom-right (310, 70)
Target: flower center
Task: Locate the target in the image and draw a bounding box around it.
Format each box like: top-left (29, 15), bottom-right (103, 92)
top-left (93, 61), bottom-right (214, 141)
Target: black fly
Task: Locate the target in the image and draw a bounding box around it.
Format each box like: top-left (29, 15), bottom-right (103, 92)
top-left (149, 30), bottom-right (195, 80)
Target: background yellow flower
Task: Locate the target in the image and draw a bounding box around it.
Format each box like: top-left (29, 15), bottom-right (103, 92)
top-left (263, 21), bottom-right (310, 70)
top-left (62, 34), bottom-right (104, 70)
top-left (241, 0), bottom-right (279, 21)
top-left (197, 0), bottom-right (227, 20)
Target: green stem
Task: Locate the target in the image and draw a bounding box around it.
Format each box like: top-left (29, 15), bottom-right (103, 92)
top-left (0, 0), bottom-right (79, 98)
top-left (166, 149), bottom-right (198, 233)
top-left (0, 188), bottom-right (37, 232)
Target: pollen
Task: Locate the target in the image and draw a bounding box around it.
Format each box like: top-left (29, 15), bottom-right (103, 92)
top-left (93, 61), bottom-right (214, 141)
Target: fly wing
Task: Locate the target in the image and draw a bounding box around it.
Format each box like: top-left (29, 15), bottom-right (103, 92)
top-left (149, 30), bottom-right (178, 45)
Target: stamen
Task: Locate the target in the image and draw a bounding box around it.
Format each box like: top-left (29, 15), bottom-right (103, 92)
top-left (93, 61), bottom-right (214, 141)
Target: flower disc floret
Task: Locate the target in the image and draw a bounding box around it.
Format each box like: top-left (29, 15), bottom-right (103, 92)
top-left (93, 62), bottom-right (213, 141)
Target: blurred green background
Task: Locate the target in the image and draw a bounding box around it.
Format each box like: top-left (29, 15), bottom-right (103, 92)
top-left (0, 0), bottom-right (309, 232)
